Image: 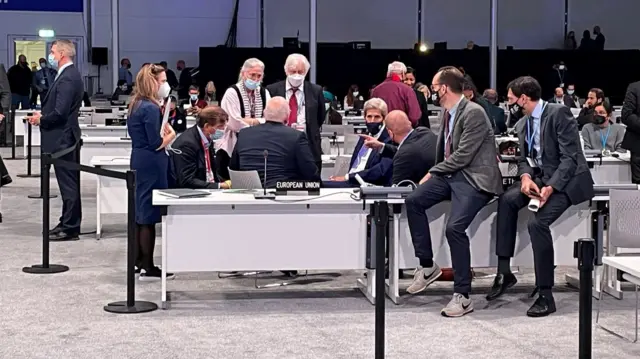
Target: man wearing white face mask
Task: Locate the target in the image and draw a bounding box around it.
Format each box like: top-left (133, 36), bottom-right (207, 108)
top-left (266, 53), bottom-right (325, 171)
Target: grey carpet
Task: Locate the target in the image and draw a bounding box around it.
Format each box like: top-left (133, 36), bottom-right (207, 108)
top-left (1, 148), bottom-right (639, 359)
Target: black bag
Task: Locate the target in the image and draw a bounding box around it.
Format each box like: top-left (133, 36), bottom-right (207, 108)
top-left (0, 155), bottom-right (12, 187)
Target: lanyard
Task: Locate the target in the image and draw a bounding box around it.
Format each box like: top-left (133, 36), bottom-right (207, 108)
top-left (600, 126), bottom-right (611, 150)
top-left (202, 139), bottom-right (214, 182)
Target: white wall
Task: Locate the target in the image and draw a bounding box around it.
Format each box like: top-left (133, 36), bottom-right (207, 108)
top-left (423, 0), bottom-right (566, 49)
top-left (568, 0), bottom-right (640, 50)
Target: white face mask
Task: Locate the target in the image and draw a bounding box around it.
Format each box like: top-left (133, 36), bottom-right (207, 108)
top-left (567, 90), bottom-right (575, 95)
top-left (287, 74), bottom-right (304, 88)
top-left (325, 103), bottom-right (330, 111)
top-left (157, 82), bottom-right (171, 100)
top-left (353, 91), bottom-right (359, 97)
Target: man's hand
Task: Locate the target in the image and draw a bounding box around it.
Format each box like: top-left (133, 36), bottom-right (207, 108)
top-left (360, 134), bottom-right (383, 150)
top-left (220, 182), bottom-right (230, 189)
top-left (26, 112), bottom-right (42, 126)
top-left (419, 172), bottom-right (431, 185)
top-left (329, 175), bottom-right (346, 181)
top-left (539, 186), bottom-right (554, 202)
top-left (520, 176), bottom-right (541, 199)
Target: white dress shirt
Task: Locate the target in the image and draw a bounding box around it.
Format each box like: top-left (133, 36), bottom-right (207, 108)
top-left (55, 61), bottom-right (73, 81)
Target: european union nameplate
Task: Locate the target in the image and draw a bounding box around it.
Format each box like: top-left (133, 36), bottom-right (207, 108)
top-left (275, 181), bottom-right (320, 195)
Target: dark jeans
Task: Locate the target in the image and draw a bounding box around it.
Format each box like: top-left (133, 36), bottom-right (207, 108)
top-left (496, 179), bottom-right (571, 288)
top-left (11, 94), bottom-right (30, 110)
top-left (404, 172), bottom-right (492, 294)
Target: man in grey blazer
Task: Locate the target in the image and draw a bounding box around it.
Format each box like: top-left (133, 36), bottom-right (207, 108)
top-left (487, 76), bottom-right (594, 317)
top-left (404, 66), bottom-right (503, 317)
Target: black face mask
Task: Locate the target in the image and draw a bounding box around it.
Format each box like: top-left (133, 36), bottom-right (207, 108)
top-left (509, 103), bottom-right (524, 120)
top-left (431, 91), bottom-right (441, 107)
top-left (366, 122), bottom-right (382, 135)
top-left (593, 115), bottom-right (607, 125)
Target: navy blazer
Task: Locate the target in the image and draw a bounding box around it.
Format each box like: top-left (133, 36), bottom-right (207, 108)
top-left (347, 129), bottom-right (393, 186)
top-left (171, 125), bottom-right (221, 189)
top-left (39, 64), bottom-right (83, 154)
top-left (33, 67), bottom-right (56, 93)
top-left (229, 121), bottom-right (319, 187)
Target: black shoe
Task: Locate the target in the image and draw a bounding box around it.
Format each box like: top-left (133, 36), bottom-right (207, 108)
top-left (280, 270), bottom-right (299, 277)
top-left (526, 294), bottom-right (556, 317)
top-left (48, 225), bottom-right (63, 235)
top-left (486, 273), bottom-right (518, 301)
top-left (49, 231), bottom-right (80, 242)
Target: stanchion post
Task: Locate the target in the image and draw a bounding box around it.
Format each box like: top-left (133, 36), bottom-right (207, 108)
top-left (10, 108), bottom-right (16, 159)
top-left (27, 146), bottom-right (57, 199)
top-left (575, 238), bottom-right (595, 359)
top-left (17, 122), bottom-right (39, 178)
top-left (374, 201), bottom-right (388, 359)
top-left (22, 153), bottom-right (69, 274)
top-left (104, 170), bottom-right (158, 314)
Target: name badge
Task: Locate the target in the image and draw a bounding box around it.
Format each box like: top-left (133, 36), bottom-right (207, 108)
top-left (41, 79), bottom-right (46, 85)
top-left (177, 120), bottom-right (183, 124)
top-left (526, 157), bottom-right (538, 168)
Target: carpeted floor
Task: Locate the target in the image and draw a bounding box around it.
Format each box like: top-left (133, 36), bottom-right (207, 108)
top-left (1, 148), bottom-right (639, 359)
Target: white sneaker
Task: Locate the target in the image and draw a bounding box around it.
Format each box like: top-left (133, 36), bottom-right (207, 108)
top-left (441, 293), bottom-right (474, 317)
top-left (406, 264), bottom-right (442, 294)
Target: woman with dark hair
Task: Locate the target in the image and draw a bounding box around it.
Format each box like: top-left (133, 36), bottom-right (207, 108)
top-left (579, 30), bottom-right (594, 50)
top-left (343, 84), bottom-right (363, 109)
top-left (127, 64), bottom-right (176, 281)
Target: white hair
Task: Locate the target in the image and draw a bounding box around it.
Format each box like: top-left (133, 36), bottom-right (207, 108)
top-left (284, 53), bottom-right (310, 75)
top-left (238, 57), bottom-right (265, 81)
top-left (363, 98), bottom-right (388, 118)
top-left (386, 61), bottom-right (406, 77)
top-left (264, 97), bottom-right (291, 123)
top-left (52, 39), bottom-right (76, 58)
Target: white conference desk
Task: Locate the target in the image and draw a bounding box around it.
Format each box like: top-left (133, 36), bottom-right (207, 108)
top-left (153, 188), bottom-right (592, 307)
top-left (586, 154), bottom-right (633, 184)
top-left (92, 154), bottom-right (338, 238)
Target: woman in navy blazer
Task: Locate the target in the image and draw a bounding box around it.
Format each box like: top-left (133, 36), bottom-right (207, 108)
top-left (324, 98), bottom-right (393, 187)
top-left (127, 64), bottom-right (176, 281)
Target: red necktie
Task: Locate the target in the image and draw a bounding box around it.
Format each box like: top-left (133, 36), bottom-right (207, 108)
top-left (288, 88), bottom-right (298, 126)
top-left (443, 111), bottom-right (452, 159)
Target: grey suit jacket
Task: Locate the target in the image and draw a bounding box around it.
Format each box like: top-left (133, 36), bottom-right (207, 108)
top-left (515, 102), bottom-right (594, 205)
top-left (430, 98), bottom-right (503, 195)
top-left (0, 64), bottom-right (10, 114)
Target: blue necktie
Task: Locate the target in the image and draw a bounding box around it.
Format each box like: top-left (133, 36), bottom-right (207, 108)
top-left (350, 144), bottom-right (369, 171)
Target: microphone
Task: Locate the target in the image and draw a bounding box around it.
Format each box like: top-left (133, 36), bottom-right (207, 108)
top-left (254, 149), bottom-right (276, 199)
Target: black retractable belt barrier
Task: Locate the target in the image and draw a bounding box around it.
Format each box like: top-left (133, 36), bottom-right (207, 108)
top-left (17, 122), bottom-right (40, 178)
top-left (4, 109), bottom-right (20, 161)
top-left (373, 201), bottom-right (388, 359)
top-left (574, 238), bottom-right (595, 359)
top-left (23, 147), bottom-right (157, 313)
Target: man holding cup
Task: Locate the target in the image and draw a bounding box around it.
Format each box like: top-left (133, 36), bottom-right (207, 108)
top-left (487, 76), bottom-right (594, 317)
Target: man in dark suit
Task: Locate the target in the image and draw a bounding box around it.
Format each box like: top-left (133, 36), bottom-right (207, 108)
top-left (229, 96), bottom-right (319, 187)
top-left (483, 89), bottom-right (507, 134)
top-left (594, 26), bottom-right (605, 50)
top-left (171, 106), bottom-right (230, 189)
top-left (404, 66), bottom-right (503, 317)
top-left (621, 81), bottom-right (640, 183)
top-left (549, 87), bottom-right (577, 108)
top-left (487, 76), bottom-right (594, 317)
top-left (26, 40), bottom-right (84, 241)
top-left (160, 61), bottom-right (178, 89)
top-left (266, 54), bottom-right (324, 172)
top-left (363, 110), bottom-right (437, 185)
top-left (325, 98), bottom-right (393, 187)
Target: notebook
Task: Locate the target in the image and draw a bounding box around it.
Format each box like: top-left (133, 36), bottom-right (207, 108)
top-left (157, 189), bottom-right (211, 199)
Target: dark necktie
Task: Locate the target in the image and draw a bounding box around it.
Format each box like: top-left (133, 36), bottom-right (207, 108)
top-left (528, 116), bottom-right (537, 159)
top-left (443, 111), bottom-right (452, 159)
top-left (288, 88), bottom-right (298, 126)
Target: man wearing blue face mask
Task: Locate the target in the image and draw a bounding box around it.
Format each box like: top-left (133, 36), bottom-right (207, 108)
top-left (171, 106), bottom-right (231, 189)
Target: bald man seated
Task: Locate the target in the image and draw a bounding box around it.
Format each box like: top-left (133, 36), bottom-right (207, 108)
top-left (549, 87), bottom-right (576, 108)
top-left (229, 96), bottom-right (320, 187)
top-left (361, 110), bottom-right (437, 185)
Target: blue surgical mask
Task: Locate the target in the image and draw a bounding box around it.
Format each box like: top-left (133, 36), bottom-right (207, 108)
top-left (211, 129), bottom-right (224, 141)
top-left (47, 53), bottom-right (58, 69)
top-left (244, 79), bottom-right (259, 90)
top-left (190, 94), bottom-right (198, 101)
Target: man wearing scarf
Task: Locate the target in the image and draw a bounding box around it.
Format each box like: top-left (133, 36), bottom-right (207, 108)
top-left (371, 61), bottom-right (421, 127)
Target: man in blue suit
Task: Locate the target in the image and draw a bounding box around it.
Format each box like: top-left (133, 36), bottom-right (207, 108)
top-left (324, 98), bottom-right (393, 187)
top-left (27, 40), bottom-right (84, 241)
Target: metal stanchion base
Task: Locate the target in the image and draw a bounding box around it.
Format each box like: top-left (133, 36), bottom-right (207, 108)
top-left (22, 264), bottom-right (69, 274)
top-left (104, 300), bottom-right (158, 314)
top-left (28, 193), bottom-right (57, 199)
top-left (17, 173), bottom-right (41, 178)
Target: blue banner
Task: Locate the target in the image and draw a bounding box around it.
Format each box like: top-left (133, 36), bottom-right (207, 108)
top-left (0, 0), bottom-right (83, 13)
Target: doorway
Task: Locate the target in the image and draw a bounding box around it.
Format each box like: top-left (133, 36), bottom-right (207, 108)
top-left (8, 35), bottom-right (85, 80)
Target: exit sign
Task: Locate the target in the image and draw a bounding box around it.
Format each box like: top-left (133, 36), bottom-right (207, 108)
top-left (0, 0), bottom-right (83, 12)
